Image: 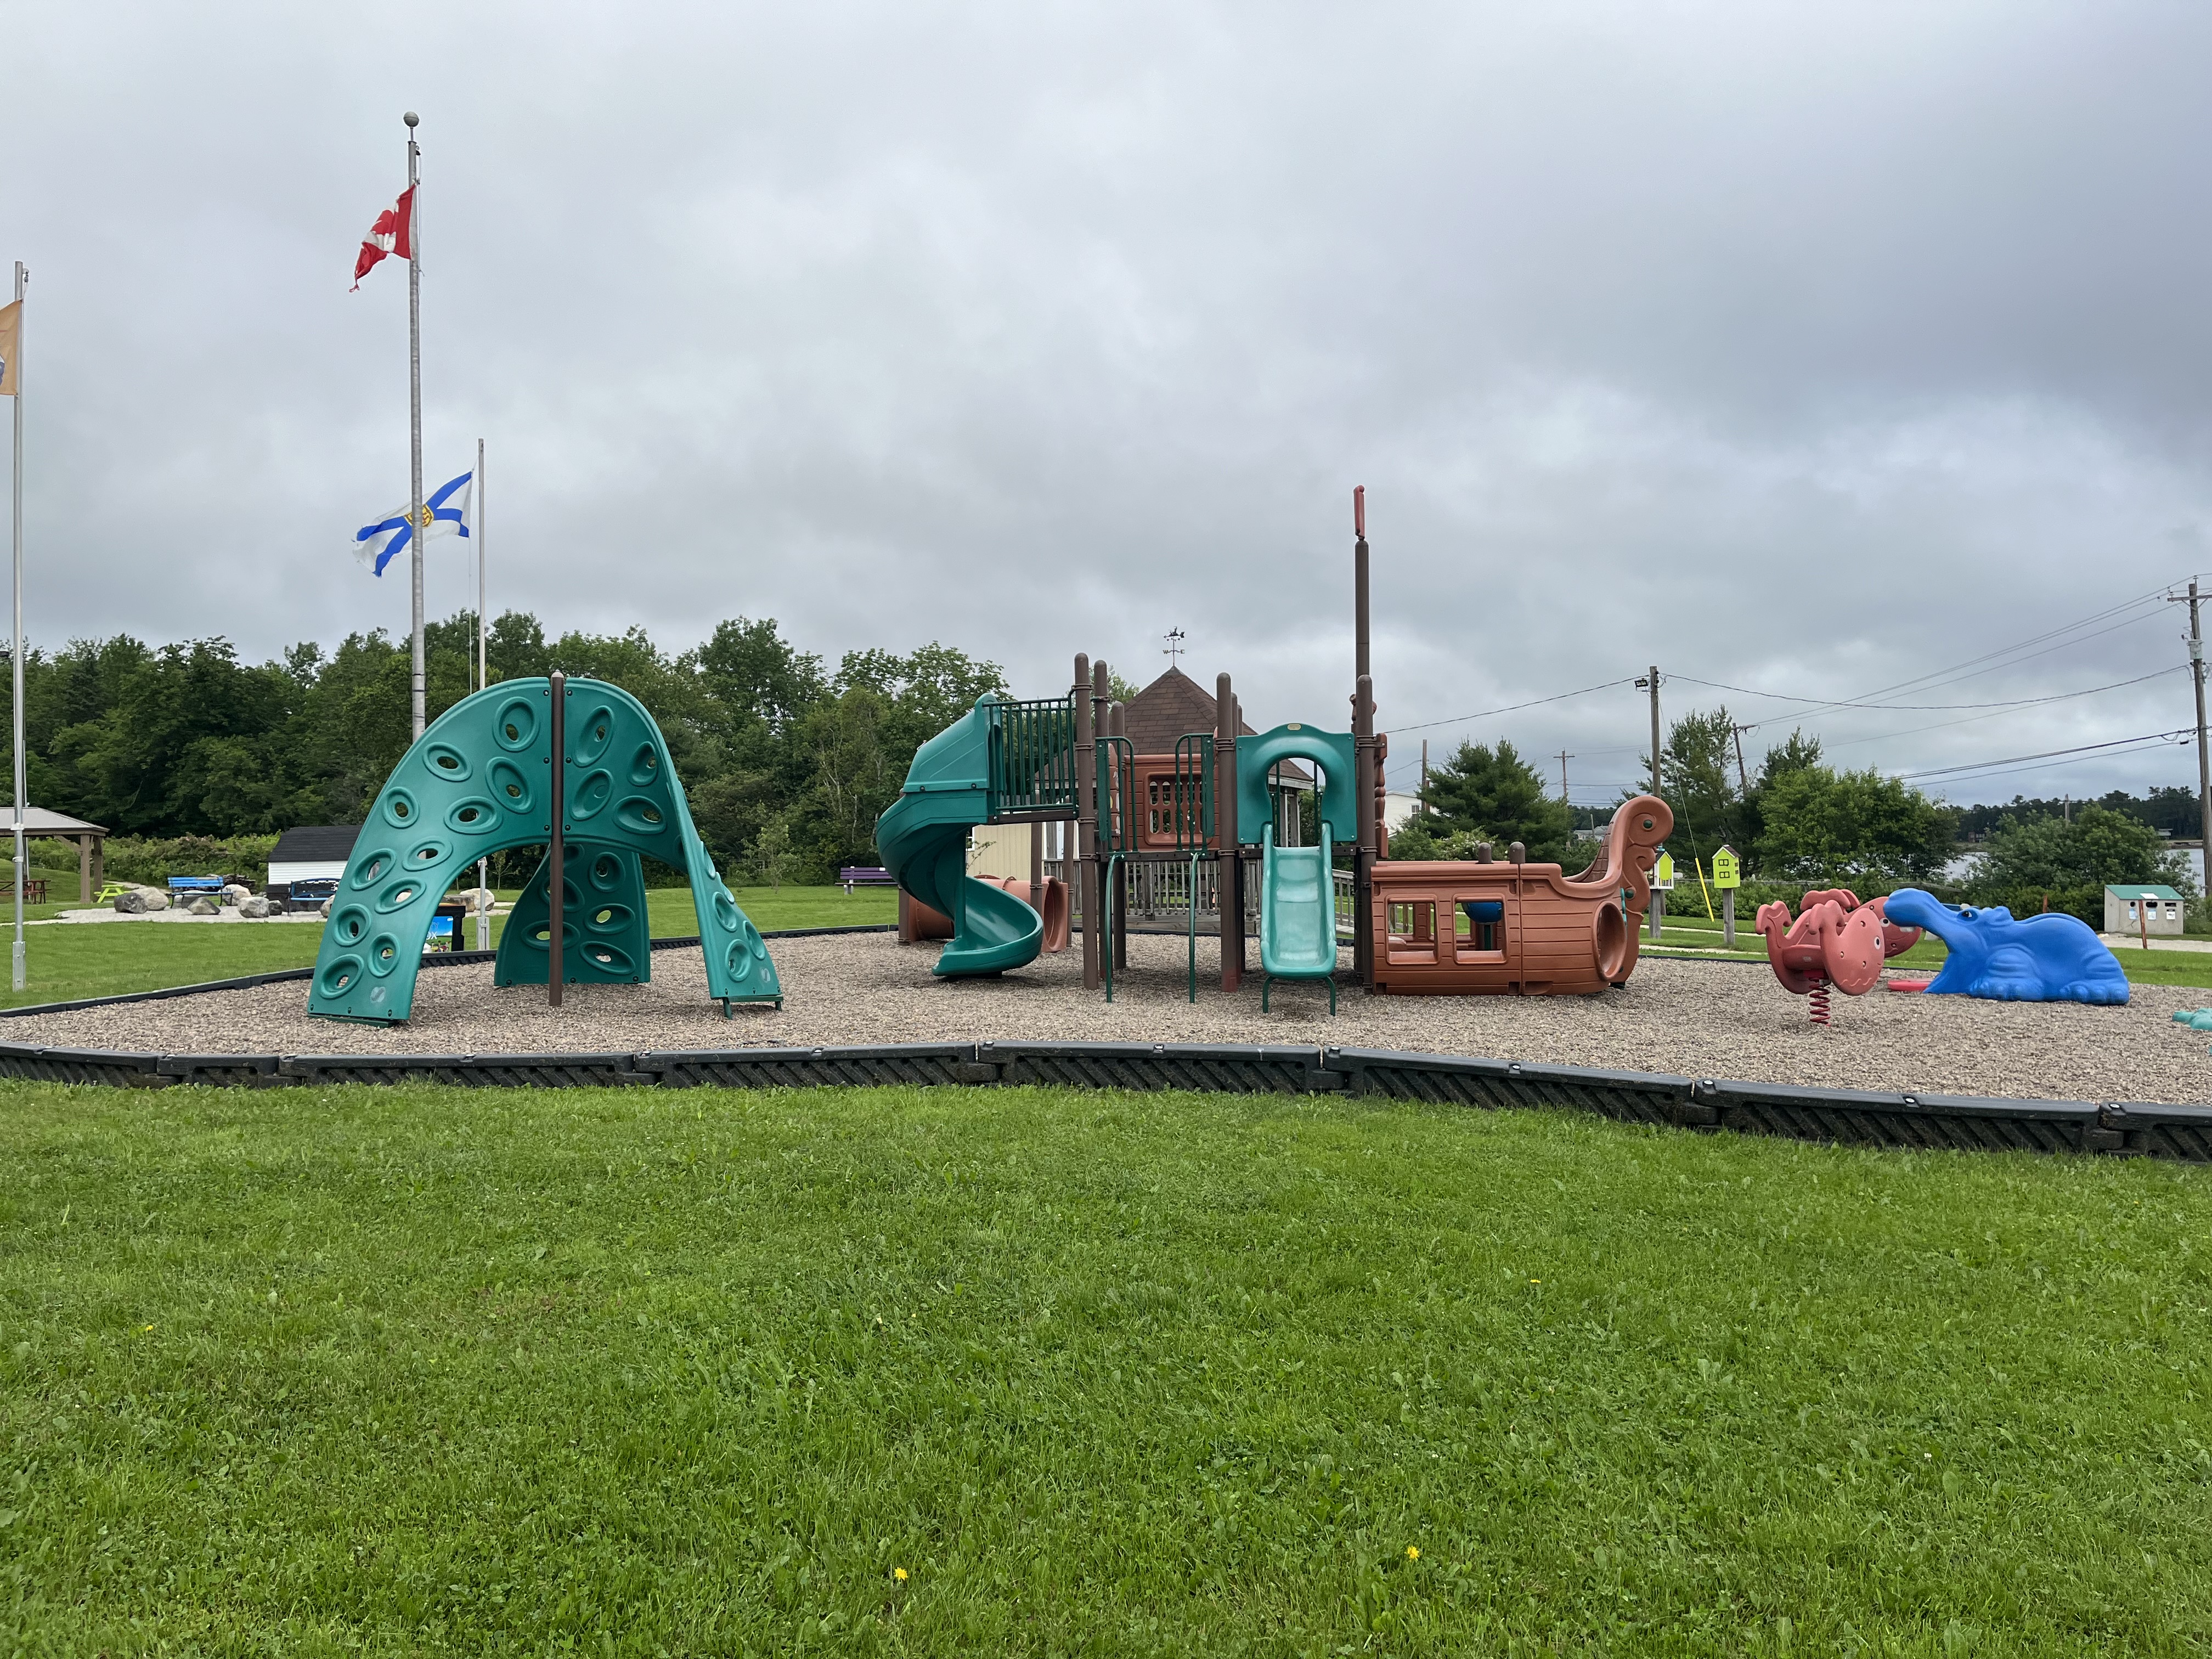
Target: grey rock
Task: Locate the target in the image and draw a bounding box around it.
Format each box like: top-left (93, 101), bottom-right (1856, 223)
top-left (222, 883), bottom-right (252, 907)
top-left (114, 887), bottom-right (171, 914)
top-left (184, 897), bottom-right (218, 917)
top-left (238, 896), bottom-right (273, 918)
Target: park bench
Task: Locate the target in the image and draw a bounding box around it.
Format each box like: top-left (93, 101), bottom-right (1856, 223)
top-left (839, 865), bottom-right (894, 895)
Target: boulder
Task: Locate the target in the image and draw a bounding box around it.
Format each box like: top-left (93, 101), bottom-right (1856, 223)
top-left (222, 883), bottom-right (252, 906)
top-left (184, 896), bottom-right (219, 917)
top-left (114, 887), bottom-right (170, 913)
top-left (459, 886), bottom-right (498, 914)
top-left (319, 898), bottom-right (332, 919)
top-left (238, 895), bottom-right (273, 918)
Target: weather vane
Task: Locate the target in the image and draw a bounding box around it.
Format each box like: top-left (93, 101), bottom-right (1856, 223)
top-left (1163, 628), bottom-right (1186, 664)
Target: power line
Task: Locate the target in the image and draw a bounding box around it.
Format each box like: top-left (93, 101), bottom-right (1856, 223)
top-left (1395, 677), bottom-right (1636, 735)
top-left (1892, 727), bottom-right (2195, 783)
top-left (1669, 664), bottom-right (2183, 717)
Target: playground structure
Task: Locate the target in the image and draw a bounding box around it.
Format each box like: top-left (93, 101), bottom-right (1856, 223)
top-left (1755, 889), bottom-right (1923, 1025)
top-left (1368, 795), bottom-right (1673, 996)
top-left (1880, 889), bottom-right (2131, 1005)
top-left (877, 488), bottom-right (1676, 1004)
top-left (306, 674), bottom-right (780, 1023)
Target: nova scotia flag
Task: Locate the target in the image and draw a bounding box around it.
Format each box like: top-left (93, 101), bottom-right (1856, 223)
top-left (353, 470), bottom-right (472, 575)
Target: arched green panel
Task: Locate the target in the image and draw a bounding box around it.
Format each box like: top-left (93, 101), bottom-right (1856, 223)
top-left (308, 676), bottom-right (780, 1023)
top-left (493, 844), bottom-right (654, 986)
top-left (1235, 723), bottom-right (1357, 848)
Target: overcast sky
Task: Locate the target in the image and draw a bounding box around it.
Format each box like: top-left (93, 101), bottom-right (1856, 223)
top-left (8, 1), bottom-right (2212, 807)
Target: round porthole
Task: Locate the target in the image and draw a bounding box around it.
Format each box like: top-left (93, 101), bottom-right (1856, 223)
top-left (629, 744), bottom-right (659, 786)
top-left (446, 798), bottom-right (497, 831)
top-left (616, 797), bottom-right (664, 833)
top-left (591, 854), bottom-right (622, 888)
top-left (318, 955), bottom-right (363, 997)
top-left (332, 905), bottom-right (369, 944)
top-left (381, 789), bottom-right (418, 828)
top-left (569, 769), bottom-right (612, 820)
top-left (367, 934), bottom-right (402, 976)
top-left (408, 839), bottom-right (449, 867)
top-left (348, 854), bottom-right (390, 890)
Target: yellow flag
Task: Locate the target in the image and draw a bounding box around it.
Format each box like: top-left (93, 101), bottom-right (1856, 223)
top-left (0, 301), bottom-right (16, 396)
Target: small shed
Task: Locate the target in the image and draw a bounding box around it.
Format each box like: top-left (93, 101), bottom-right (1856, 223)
top-left (2104, 884), bottom-right (2184, 937)
top-left (0, 808), bottom-right (110, 902)
top-left (269, 825), bottom-right (362, 908)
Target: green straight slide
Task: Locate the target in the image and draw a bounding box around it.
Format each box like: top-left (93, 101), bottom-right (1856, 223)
top-left (876, 695), bottom-right (1043, 977)
top-left (1260, 823), bottom-right (1338, 1013)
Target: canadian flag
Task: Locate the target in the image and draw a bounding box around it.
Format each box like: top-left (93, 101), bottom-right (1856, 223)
top-left (351, 187), bottom-right (415, 289)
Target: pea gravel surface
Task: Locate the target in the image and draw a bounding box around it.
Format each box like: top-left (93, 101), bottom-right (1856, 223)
top-left (7, 931), bottom-right (2209, 1104)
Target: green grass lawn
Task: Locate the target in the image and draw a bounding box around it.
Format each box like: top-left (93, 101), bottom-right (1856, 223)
top-left (0, 1081), bottom-right (2206, 1651)
top-left (0, 885), bottom-right (895, 1012)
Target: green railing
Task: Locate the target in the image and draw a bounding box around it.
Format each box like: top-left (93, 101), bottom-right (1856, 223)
top-left (1169, 732), bottom-right (1215, 850)
top-left (1096, 736), bottom-right (1136, 853)
top-left (989, 696), bottom-right (1079, 816)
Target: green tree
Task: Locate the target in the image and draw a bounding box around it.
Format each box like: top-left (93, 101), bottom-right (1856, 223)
top-left (1753, 764), bottom-right (1955, 885)
top-left (1413, 738), bottom-right (1575, 865)
top-left (1651, 707), bottom-right (1742, 863)
top-left (1973, 804), bottom-right (2196, 896)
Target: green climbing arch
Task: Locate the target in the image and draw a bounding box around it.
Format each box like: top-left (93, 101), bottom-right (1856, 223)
top-left (308, 676), bottom-right (780, 1023)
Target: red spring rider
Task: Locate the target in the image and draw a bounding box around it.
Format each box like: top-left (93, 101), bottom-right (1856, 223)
top-left (1754, 889), bottom-right (1922, 1026)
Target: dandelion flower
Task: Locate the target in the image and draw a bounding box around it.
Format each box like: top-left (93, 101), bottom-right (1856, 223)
top-left (894, 1567), bottom-right (909, 1583)
top-left (1406, 1546), bottom-right (1420, 1560)
top-left (1529, 1279), bottom-right (1541, 1284)
top-left (142, 1324), bottom-right (154, 1333)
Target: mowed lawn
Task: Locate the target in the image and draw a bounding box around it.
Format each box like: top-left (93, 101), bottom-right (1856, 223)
top-left (0, 885), bottom-right (895, 1011)
top-left (1, 1082), bottom-right (2207, 1652)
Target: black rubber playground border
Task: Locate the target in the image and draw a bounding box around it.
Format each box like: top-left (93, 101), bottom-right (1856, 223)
top-left (0, 922), bottom-right (2203, 1165)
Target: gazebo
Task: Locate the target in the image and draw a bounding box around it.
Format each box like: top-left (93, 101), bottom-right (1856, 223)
top-left (4, 808), bottom-right (109, 902)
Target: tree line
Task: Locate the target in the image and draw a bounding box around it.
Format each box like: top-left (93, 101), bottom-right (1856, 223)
top-left (1, 613), bottom-right (1003, 886)
top-left (1391, 710), bottom-right (2200, 915)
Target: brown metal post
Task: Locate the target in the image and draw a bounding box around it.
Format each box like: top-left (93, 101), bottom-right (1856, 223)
top-left (1352, 487), bottom-right (1375, 990)
top-left (1217, 671), bottom-right (1241, 990)
top-left (547, 670), bottom-right (566, 1006)
top-left (1074, 653), bottom-right (1096, 990)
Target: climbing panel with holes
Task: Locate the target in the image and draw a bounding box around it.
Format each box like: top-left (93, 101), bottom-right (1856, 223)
top-left (307, 676), bottom-right (781, 1023)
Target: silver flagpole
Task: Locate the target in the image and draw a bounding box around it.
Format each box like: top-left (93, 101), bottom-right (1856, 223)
top-left (405, 111), bottom-right (425, 743)
top-left (10, 261), bottom-right (25, 991)
top-left (475, 435), bottom-right (489, 950)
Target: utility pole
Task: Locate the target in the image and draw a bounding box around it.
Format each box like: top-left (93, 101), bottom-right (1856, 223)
top-left (1556, 749), bottom-right (1574, 804)
top-left (1420, 738), bottom-right (1429, 817)
top-left (2169, 580), bottom-right (2211, 881)
top-left (1730, 723), bottom-right (1751, 795)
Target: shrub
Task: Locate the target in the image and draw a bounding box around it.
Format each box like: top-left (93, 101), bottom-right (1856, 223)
top-left (99, 834), bottom-right (279, 889)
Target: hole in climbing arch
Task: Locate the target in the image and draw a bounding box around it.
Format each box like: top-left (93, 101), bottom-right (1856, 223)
top-left (366, 934), bottom-right (402, 975)
top-left (494, 697), bottom-right (538, 751)
top-left (713, 892), bottom-right (740, 932)
top-left (615, 797), bottom-right (665, 834)
top-left (592, 855), bottom-right (622, 888)
top-left (318, 956), bottom-right (363, 997)
top-left (425, 744), bottom-right (471, 779)
top-left (629, 745), bottom-right (660, 786)
top-left (489, 761), bottom-right (532, 812)
top-left (569, 769), bottom-right (613, 820)
top-left (409, 840), bottom-right (449, 866)
top-left (382, 791), bottom-right (417, 827)
top-left (374, 879), bottom-right (424, 913)
top-left (349, 855), bottom-right (389, 889)
top-left (573, 706), bottom-right (615, 765)
top-left (446, 798), bottom-right (496, 831)
top-left (334, 906), bottom-right (369, 944)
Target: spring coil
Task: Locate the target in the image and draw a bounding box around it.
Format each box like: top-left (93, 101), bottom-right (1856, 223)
top-left (1808, 975), bottom-right (1831, 1027)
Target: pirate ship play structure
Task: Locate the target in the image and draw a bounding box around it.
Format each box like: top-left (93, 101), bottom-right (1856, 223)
top-left (877, 488), bottom-right (1674, 1004)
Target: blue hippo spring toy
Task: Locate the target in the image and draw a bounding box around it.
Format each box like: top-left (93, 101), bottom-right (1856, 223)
top-left (1880, 889), bottom-right (2129, 1005)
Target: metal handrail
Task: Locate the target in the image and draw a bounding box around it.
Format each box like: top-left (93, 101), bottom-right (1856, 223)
top-left (1095, 736), bottom-right (1136, 853)
top-left (1170, 731), bottom-right (1215, 850)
